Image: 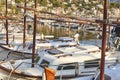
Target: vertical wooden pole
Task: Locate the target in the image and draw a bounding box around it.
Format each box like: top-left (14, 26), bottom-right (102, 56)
top-left (100, 0), bottom-right (108, 80)
top-left (32, 0), bottom-right (37, 67)
top-left (23, 0), bottom-right (26, 48)
top-left (5, 0), bottom-right (8, 45)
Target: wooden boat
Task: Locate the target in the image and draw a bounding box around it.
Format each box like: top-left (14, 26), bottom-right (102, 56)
top-left (0, 44), bottom-right (114, 80)
top-left (0, 37), bottom-right (77, 57)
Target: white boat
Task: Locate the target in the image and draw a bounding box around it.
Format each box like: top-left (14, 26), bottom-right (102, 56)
top-left (38, 44), bottom-right (106, 57)
top-left (36, 37), bottom-right (77, 48)
top-left (0, 45), bottom-right (114, 80)
top-left (0, 37), bottom-right (77, 56)
top-left (73, 58), bottom-right (120, 80)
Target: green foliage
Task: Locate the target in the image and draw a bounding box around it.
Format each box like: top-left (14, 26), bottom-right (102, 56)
top-left (0, 5), bottom-right (3, 12)
top-left (0, 0), bottom-right (119, 16)
top-left (64, 3), bottom-right (71, 8)
top-left (110, 2), bottom-right (120, 8)
top-left (72, 0), bottom-right (80, 4)
top-left (36, 24), bottom-right (54, 35)
top-left (0, 0), bottom-right (5, 5)
top-left (85, 32), bottom-right (96, 40)
top-left (79, 31), bottom-right (96, 40)
top-left (15, 0), bottom-right (24, 3)
top-left (52, 1), bottom-right (62, 7)
top-left (39, 0), bottom-right (48, 6)
top-left (37, 25), bottom-right (68, 38)
top-left (48, 0), bottom-right (63, 7)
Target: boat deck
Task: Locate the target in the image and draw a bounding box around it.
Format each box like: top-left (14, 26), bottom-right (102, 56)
top-left (0, 46), bottom-right (119, 61)
top-left (0, 48), bottom-right (31, 61)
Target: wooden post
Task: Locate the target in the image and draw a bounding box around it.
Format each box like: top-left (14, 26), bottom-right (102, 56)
top-left (23, 0), bottom-right (27, 48)
top-left (5, 0), bottom-right (8, 45)
top-left (100, 0), bottom-right (108, 80)
top-left (32, 0), bottom-right (37, 67)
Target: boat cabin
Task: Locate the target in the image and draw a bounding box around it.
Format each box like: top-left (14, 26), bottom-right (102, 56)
top-left (37, 50), bottom-right (101, 78)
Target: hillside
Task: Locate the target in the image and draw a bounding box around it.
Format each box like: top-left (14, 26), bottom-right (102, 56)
top-left (110, 0), bottom-right (120, 3)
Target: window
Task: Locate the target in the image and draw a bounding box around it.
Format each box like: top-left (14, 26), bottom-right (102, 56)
top-left (40, 59), bottom-right (49, 68)
top-left (57, 63), bottom-right (76, 70)
top-left (84, 59), bottom-right (100, 68)
top-left (47, 49), bottom-right (63, 55)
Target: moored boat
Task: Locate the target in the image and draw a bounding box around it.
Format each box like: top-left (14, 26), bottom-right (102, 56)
top-left (0, 45), bottom-right (115, 80)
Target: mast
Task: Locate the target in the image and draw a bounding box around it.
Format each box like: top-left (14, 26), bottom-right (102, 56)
top-left (23, 0), bottom-right (27, 48)
top-left (100, 0), bottom-right (108, 80)
top-left (32, 0), bottom-right (37, 67)
top-left (5, 0), bottom-right (8, 45)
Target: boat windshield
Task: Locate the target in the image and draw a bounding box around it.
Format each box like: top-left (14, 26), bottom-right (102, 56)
top-left (40, 59), bottom-right (50, 68)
